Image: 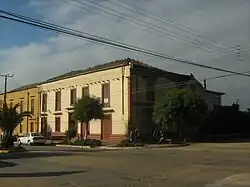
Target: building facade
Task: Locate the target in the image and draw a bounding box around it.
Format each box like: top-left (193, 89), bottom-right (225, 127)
top-left (0, 84), bottom-right (40, 136)
top-left (38, 58), bottom-right (224, 141)
top-left (39, 60), bottom-right (131, 141)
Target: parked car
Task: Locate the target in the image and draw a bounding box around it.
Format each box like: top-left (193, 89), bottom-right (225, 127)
top-left (17, 132), bottom-right (46, 146)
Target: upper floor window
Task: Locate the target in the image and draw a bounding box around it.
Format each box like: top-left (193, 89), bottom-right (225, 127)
top-left (102, 83), bottom-right (110, 107)
top-left (70, 88), bottom-right (77, 106)
top-left (55, 91), bottom-right (61, 111)
top-left (9, 101), bottom-right (13, 108)
top-left (31, 98), bottom-right (35, 115)
top-left (42, 93), bottom-right (47, 112)
top-left (82, 86), bottom-right (89, 97)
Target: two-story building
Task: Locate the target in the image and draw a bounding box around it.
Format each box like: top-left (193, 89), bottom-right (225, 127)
top-left (38, 58), bottom-right (224, 141)
top-left (0, 83), bottom-right (40, 136)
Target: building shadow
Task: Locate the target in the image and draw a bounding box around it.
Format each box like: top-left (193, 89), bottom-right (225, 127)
top-left (0, 170), bottom-right (86, 178)
top-left (0, 151), bottom-right (75, 160)
top-left (0, 161), bottom-right (18, 168)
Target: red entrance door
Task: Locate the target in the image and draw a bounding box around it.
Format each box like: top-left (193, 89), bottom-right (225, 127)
top-left (101, 115), bottom-right (112, 141)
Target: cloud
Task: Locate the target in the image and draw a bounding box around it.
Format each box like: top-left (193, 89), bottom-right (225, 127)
top-left (0, 0), bottom-right (250, 108)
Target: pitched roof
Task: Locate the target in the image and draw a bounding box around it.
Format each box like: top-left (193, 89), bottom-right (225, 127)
top-left (42, 58), bottom-right (191, 84)
top-left (3, 58), bottom-right (224, 96)
top-left (3, 83), bottom-right (38, 95)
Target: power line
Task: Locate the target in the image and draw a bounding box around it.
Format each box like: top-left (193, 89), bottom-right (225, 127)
top-left (65, 0), bottom-right (239, 56)
top-left (1, 10), bottom-right (250, 77)
top-left (111, 0), bottom-right (250, 53)
top-left (205, 70), bottom-right (250, 80)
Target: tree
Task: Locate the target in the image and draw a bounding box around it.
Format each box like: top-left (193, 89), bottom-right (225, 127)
top-left (65, 124), bottom-right (77, 143)
top-left (153, 89), bottom-right (207, 138)
top-left (0, 103), bottom-right (31, 148)
top-left (73, 96), bottom-right (104, 139)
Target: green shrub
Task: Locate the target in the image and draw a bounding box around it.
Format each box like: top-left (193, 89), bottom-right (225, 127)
top-left (165, 132), bottom-right (180, 139)
top-left (57, 139), bottom-right (70, 145)
top-left (0, 135), bottom-right (16, 148)
top-left (117, 139), bottom-right (144, 147)
top-left (65, 125), bottom-right (77, 142)
top-left (73, 139), bottom-right (102, 147)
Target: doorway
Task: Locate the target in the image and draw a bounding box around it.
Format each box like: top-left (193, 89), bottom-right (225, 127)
top-left (101, 114), bottom-right (112, 141)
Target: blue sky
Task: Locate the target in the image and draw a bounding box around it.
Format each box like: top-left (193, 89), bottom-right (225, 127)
top-left (0, 0), bottom-right (250, 108)
top-left (0, 0), bottom-right (53, 49)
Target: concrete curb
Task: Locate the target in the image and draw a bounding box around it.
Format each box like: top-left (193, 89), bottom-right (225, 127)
top-left (0, 150), bottom-right (9, 154)
top-left (55, 144), bottom-right (189, 150)
top-left (56, 144), bottom-right (91, 149)
top-left (146, 143), bottom-right (190, 148)
top-left (56, 144), bottom-right (141, 150)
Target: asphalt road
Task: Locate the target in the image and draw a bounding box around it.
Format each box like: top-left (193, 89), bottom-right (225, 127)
top-left (1, 143), bottom-right (250, 187)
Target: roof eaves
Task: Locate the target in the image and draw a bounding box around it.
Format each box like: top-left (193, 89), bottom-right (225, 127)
top-left (7, 83), bottom-right (39, 94)
top-left (205, 89), bottom-right (225, 95)
top-left (43, 60), bottom-right (131, 84)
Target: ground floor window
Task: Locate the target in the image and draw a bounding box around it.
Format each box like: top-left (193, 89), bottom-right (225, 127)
top-left (68, 113), bottom-right (77, 130)
top-left (30, 122), bottom-right (34, 132)
top-left (41, 117), bottom-right (47, 136)
top-left (55, 117), bottom-right (61, 132)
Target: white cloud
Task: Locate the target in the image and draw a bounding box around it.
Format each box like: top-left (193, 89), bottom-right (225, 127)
top-left (0, 0), bottom-right (250, 109)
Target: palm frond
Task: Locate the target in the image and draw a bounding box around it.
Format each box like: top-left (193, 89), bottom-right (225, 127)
top-left (0, 103), bottom-right (30, 135)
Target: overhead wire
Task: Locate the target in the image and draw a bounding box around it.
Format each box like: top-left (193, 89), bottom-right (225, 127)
top-left (65, 0), bottom-right (239, 56)
top-left (1, 10), bottom-right (250, 78)
top-left (205, 70), bottom-right (250, 80)
top-left (112, 0), bottom-right (250, 53)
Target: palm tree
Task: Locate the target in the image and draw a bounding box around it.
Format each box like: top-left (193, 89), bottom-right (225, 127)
top-left (0, 103), bottom-right (31, 147)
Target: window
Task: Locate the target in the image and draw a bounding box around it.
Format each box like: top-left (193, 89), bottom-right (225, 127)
top-left (0, 100), bottom-right (2, 107)
top-left (55, 117), bottom-right (61, 132)
top-left (31, 99), bottom-right (35, 115)
top-left (55, 91), bottom-right (61, 111)
top-left (42, 93), bottom-right (47, 112)
top-left (20, 100), bottom-right (24, 113)
top-left (102, 83), bottom-right (110, 107)
top-left (70, 88), bottom-right (77, 105)
top-left (68, 113), bottom-right (77, 131)
top-left (41, 117), bottom-right (47, 135)
top-left (30, 122), bottom-right (34, 132)
top-left (82, 86), bottom-right (89, 97)
top-left (9, 101), bottom-right (13, 108)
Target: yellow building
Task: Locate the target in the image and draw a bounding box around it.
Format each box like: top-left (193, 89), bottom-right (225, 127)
top-left (0, 83), bottom-right (40, 136)
top-left (39, 58), bottom-right (224, 141)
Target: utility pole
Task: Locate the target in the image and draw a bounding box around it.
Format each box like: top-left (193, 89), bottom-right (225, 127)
top-left (0, 74), bottom-right (14, 105)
